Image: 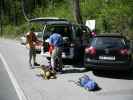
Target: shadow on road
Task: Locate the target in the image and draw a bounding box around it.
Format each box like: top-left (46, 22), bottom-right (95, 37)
top-left (93, 70), bottom-right (133, 80)
top-left (61, 64), bottom-right (90, 74)
top-left (62, 67), bottom-right (89, 74)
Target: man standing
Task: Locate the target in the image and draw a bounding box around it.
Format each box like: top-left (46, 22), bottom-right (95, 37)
top-left (26, 27), bottom-right (40, 68)
top-left (48, 29), bottom-right (63, 72)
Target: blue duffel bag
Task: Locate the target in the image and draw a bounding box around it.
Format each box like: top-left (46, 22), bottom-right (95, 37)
top-left (78, 75), bottom-right (98, 91)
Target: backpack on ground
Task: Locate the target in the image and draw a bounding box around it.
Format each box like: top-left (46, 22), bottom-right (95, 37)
top-left (39, 65), bottom-right (56, 80)
top-left (78, 75), bottom-right (99, 91)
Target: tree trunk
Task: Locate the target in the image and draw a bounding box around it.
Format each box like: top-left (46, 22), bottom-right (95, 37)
top-left (0, 0), bottom-right (4, 36)
top-left (73, 0), bottom-right (83, 24)
top-left (21, 0), bottom-right (29, 21)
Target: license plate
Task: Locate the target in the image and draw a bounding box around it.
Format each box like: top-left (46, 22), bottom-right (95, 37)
top-left (99, 56), bottom-right (115, 60)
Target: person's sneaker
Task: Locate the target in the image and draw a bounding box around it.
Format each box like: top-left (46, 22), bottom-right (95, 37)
top-left (29, 64), bottom-right (35, 69)
top-left (57, 69), bottom-right (64, 74)
top-left (34, 62), bottom-right (40, 66)
top-left (30, 66), bottom-right (35, 69)
top-left (57, 71), bottom-right (64, 74)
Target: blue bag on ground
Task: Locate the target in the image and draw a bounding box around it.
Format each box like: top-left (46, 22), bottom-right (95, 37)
top-left (78, 75), bottom-right (98, 91)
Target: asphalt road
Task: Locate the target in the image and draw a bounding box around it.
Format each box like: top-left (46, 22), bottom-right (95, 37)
top-left (0, 38), bottom-right (133, 100)
top-left (0, 57), bottom-right (20, 100)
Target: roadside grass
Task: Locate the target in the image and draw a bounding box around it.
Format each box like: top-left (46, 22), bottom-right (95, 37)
top-left (1, 24), bottom-right (29, 40)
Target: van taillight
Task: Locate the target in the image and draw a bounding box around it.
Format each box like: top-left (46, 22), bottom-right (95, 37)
top-left (85, 46), bottom-right (96, 55)
top-left (119, 49), bottom-right (128, 55)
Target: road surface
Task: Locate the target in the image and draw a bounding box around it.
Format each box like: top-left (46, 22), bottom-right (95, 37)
top-left (0, 38), bottom-right (133, 100)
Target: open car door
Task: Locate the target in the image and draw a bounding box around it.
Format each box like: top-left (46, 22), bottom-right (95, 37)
top-left (28, 17), bottom-right (70, 54)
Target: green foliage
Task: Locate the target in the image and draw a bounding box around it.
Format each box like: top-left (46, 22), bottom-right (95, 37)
top-left (80, 0), bottom-right (133, 39)
top-left (0, 0), bottom-right (133, 39)
top-left (97, 1), bottom-right (133, 38)
top-left (2, 24), bottom-right (29, 39)
top-left (32, 1), bottom-right (73, 20)
top-left (3, 25), bottom-right (17, 38)
top-left (80, 0), bottom-right (103, 20)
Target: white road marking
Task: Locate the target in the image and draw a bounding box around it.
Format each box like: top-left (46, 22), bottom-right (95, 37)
top-left (0, 53), bottom-right (27, 100)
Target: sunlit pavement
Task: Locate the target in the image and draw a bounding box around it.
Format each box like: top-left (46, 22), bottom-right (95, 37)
top-left (0, 39), bottom-right (133, 100)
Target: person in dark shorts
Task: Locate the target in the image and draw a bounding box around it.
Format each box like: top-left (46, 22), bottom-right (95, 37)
top-left (26, 27), bottom-right (40, 67)
top-left (48, 29), bottom-right (63, 72)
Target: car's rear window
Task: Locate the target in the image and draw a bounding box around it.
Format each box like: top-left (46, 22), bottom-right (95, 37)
top-left (43, 24), bottom-right (73, 39)
top-left (91, 37), bottom-right (126, 49)
top-left (46, 25), bottom-right (72, 35)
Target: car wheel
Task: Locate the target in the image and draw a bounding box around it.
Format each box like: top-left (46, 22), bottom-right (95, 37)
top-left (127, 67), bottom-right (133, 75)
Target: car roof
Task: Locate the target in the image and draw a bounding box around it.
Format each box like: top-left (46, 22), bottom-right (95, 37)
top-left (46, 21), bottom-right (70, 25)
top-left (95, 33), bottom-right (125, 38)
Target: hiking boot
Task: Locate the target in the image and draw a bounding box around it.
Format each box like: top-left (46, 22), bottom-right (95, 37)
top-left (29, 64), bottom-right (35, 69)
top-left (57, 70), bottom-right (64, 74)
top-left (34, 62), bottom-right (40, 66)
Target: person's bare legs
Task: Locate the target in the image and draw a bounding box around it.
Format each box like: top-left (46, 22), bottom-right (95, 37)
top-left (29, 48), bottom-right (33, 66)
top-left (32, 49), bottom-right (36, 64)
top-left (51, 48), bottom-right (57, 71)
top-left (51, 47), bottom-right (63, 72)
top-left (32, 48), bottom-right (40, 66)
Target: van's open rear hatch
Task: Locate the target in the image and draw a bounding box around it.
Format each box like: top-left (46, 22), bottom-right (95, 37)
top-left (29, 17), bottom-right (69, 25)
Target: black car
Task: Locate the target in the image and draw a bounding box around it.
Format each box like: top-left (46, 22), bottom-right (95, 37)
top-left (38, 18), bottom-right (90, 63)
top-left (85, 34), bottom-right (133, 71)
